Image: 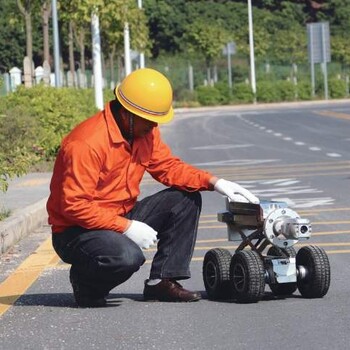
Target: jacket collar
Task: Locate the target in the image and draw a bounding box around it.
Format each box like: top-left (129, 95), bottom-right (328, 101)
top-left (104, 102), bottom-right (126, 144)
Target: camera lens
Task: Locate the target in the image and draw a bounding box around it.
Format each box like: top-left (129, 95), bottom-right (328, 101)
top-left (300, 225), bottom-right (308, 234)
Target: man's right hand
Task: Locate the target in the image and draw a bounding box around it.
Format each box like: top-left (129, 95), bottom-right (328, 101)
top-left (123, 220), bottom-right (158, 249)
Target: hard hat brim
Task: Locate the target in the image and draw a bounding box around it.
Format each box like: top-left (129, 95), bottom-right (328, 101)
top-left (114, 85), bottom-right (174, 124)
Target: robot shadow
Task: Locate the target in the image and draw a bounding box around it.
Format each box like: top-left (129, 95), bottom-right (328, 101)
top-left (202, 291), bottom-right (304, 304)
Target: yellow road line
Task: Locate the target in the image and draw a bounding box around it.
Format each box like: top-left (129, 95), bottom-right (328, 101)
top-left (0, 237), bottom-right (59, 317)
top-left (198, 228), bottom-right (350, 236)
top-left (298, 207), bottom-right (350, 214)
top-left (314, 221), bottom-right (350, 225)
top-left (198, 221), bottom-right (350, 229)
top-left (195, 231), bottom-right (350, 243)
top-left (314, 110), bottom-right (350, 121)
top-left (200, 220), bottom-right (350, 225)
top-left (209, 171), bottom-right (350, 181)
top-left (215, 164), bottom-right (350, 176)
top-left (14, 179), bottom-right (50, 187)
top-left (204, 160), bottom-right (350, 173)
top-left (192, 242), bottom-right (350, 251)
top-left (200, 208), bottom-right (350, 219)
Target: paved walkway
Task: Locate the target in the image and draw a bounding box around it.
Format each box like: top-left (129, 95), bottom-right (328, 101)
top-left (0, 172), bottom-right (52, 254)
top-left (0, 173), bottom-right (51, 212)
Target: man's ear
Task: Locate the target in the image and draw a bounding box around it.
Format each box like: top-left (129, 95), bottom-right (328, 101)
top-left (119, 107), bottom-right (127, 120)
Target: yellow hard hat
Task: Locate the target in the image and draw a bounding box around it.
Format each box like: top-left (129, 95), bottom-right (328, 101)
top-left (114, 68), bottom-right (174, 124)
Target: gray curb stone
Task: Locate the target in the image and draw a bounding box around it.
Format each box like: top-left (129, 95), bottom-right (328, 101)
top-left (0, 198), bottom-right (48, 254)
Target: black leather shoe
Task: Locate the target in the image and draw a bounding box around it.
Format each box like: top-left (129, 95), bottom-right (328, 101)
top-left (70, 275), bottom-right (107, 308)
top-left (143, 279), bottom-right (201, 302)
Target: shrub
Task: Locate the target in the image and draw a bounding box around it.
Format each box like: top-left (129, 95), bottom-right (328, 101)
top-left (195, 85), bottom-right (224, 106)
top-left (256, 81), bottom-right (278, 102)
top-left (232, 82), bottom-right (254, 103)
top-left (296, 80), bottom-right (312, 100)
top-left (1, 85), bottom-right (99, 159)
top-left (214, 81), bottom-right (232, 105)
top-left (329, 78), bottom-right (347, 98)
top-left (275, 80), bottom-right (296, 101)
top-left (0, 85), bottom-right (111, 191)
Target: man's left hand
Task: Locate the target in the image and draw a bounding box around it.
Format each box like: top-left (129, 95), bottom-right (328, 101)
top-left (214, 178), bottom-right (260, 204)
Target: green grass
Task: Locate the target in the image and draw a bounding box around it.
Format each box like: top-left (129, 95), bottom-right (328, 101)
top-left (0, 207), bottom-right (11, 221)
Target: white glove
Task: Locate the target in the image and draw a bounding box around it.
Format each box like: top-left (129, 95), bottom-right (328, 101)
top-left (214, 179), bottom-right (260, 204)
top-left (124, 220), bottom-right (158, 249)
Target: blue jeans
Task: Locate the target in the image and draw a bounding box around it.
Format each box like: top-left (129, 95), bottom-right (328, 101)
top-left (52, 188), bottom-right (202, 297)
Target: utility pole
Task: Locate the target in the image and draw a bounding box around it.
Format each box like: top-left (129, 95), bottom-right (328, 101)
top-left (52, 0), bottom-right (61, 87)
top-left (248, 0), bottom-right (256, 100)
top-left (137, 0), bottom-right (145, 68)
top-left (124, 22), bottom-right (132, 75)
top-left (91, 11), bottom-right (104, 110)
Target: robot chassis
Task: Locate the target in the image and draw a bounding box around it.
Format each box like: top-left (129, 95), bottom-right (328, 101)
top-left (202, 198), bottom-right (331, 303)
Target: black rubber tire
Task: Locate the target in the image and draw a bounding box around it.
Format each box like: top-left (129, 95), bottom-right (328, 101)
top-left (203, 248), bottom-right (232, 300)
top-left (296, 245), bottom-right (331, 298)
top-left (229, 250), bottom-right (265, 303)
top-left (267, 246), bottom-right (298, 296)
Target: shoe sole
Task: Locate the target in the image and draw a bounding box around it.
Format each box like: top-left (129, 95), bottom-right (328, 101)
top-left (143, 295), bottom-right (201, 302)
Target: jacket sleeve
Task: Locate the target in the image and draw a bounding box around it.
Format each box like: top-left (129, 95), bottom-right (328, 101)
top-left (146, 128), bottom-right (213, 191)
top-left (58, 140), bottom-right (129, 232)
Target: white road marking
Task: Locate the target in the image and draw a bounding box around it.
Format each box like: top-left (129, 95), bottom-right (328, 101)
top-left (275, 180), bottom-right (300, 186)
top-left (238, 179), bottom-right (333, 209)
top-left (309, 147), bottom-right (321, 151)
top-left (193, 159), bottom-right (279, 166)
top-left (272, 197), bottom-right (335, 208)
top-left (295, 141), bottom-right (305, 145)
top-left (327, 153), bottom-right (342, 157)
top-left (252, 186), bottom-right (322, 196)
top-left (190, 144), bottom-right (253, 150)
top-left (240, 179), bottom-right (295, 185)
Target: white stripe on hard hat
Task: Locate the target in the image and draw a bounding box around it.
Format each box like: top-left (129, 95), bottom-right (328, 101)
top-left (118, 87), bottom-right (168, 116)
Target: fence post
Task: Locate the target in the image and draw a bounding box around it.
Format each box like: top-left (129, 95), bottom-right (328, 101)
top-left (9, 67), bottom-right (22, 91)
top-left (23, 56), bottom-right (33, 88)
top-left (43, 60), bottom-right (51, 86)
top-left (35, 66), bottom-right (44, 84)
top-left (2, 73), bottom-right (10, 94)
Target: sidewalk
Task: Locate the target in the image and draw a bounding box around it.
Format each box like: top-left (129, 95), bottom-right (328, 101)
top-left (0, 173), bottom-right (52, 254)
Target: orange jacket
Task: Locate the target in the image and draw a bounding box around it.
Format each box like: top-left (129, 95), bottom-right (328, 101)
top-left (47, 102), bottom-right (213, 233)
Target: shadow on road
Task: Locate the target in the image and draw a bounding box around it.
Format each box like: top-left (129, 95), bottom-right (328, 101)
top-left (0, 292), bottom-right (145, 308)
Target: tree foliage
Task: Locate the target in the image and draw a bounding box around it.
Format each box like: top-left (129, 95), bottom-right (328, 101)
top-left (1, 0), bottom-right (350, 73)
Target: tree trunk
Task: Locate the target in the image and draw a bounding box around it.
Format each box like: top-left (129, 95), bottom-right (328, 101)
top-left (109, 45), bottom-right (116, 86)
top-left (73, 24), bottom-right (86, 74)
top-left (42, 1), bottom-right (51, 65)
top-left (17, 0), bottom-right (33, 75)
top-left (68, 21), bottom-right (76, 87)
top-left (78, 31), bottom-right (86, 74)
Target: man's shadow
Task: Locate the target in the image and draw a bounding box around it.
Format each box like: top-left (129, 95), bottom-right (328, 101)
top-left (0, 292), bottom-right (144, 308)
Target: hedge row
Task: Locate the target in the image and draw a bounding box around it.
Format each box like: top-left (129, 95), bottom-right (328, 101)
top-left (0, 85), bottom-right (114, 192)
top-left (184, 78), bottom-right (348, 106)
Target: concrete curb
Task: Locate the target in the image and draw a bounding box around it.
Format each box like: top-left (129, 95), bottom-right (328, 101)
top-left (0, 197), bottom-right (48, 254)
top-left (174, 98), bottom-right (350, 114)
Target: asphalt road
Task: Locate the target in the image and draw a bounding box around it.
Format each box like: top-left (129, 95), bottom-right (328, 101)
top-left (1, 101), bottom-right (350, 350)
